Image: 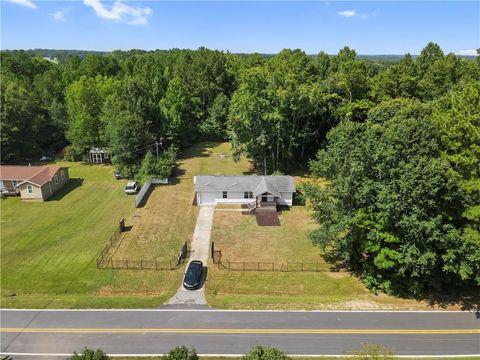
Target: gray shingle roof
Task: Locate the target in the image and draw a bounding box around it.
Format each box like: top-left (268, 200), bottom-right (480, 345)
top-left (194, 176), bottom-right (295, 197)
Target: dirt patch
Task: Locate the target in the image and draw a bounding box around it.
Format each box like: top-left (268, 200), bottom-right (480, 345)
top-left (255, 212), bottom-right (281, 226)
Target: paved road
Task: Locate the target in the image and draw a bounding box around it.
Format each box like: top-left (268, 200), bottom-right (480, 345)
top-left (165, 206), bottom-right (214, 307)
top-left (1, 309), bottom-right (479, 357)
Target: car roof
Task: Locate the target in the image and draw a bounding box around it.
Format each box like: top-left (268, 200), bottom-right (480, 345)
top-left (126, 181), bottom-right (137, 186)
top-left (189, 260), bottom-right (203, 266)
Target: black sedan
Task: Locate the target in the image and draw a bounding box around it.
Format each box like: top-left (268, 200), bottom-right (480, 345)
top-left (183, 260), bottom-right (204, 290)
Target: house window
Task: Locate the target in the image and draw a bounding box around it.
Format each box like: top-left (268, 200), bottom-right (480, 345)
top-left (61, 170), bottom-right (65, 180)
top-left (104, 153), bottom-right (110, 159)
top-left (27, 185), bottom-right (33, 194)
top-left (92, 153), bottom-right (102, 163)
top-left (222, 191), bottom-right (228, 199)
top-left (244, 191), bottom-right (253, 199)
top-left (12, 180), bottom-right (18, 188)
top-left (54, 175), bottom-right (58, 184)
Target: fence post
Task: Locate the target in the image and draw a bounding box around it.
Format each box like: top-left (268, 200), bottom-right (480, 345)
top-left (272, 262), bottom-right (274, 271)
top-left (155, 260), bottom-right (158, 270)
top-left (170, 260), bottom-right (172, 270)
top-left (287, 262), bottom-right (289, 272)
top-left (229, 261), bottom-right (231, 271)
top-left (243, 262), bottom-right (245, 271)
top-left (316, 262), bottom-right (318, 272)
top-left (302, 262), bottom-right (304, 272)
top-left (257, 262), bottom-right (260, 271)
top-left (125, 260), bottom-right (128, 269)
top-left (141, 260), bottom-right (143, 269)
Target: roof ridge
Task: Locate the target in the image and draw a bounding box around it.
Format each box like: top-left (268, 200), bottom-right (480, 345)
top-left (27, 166), bottom-right (49, 181)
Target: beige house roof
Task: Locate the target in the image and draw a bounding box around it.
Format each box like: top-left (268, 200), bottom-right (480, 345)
top-left (0, 165), bottom-right (65, 186)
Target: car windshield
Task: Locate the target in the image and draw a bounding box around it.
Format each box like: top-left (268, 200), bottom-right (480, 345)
top-left (185, 263), bottom-right (201, 281)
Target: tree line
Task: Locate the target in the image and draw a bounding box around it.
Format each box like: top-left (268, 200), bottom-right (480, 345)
top-left (1, 44), bottom-right (478, 296)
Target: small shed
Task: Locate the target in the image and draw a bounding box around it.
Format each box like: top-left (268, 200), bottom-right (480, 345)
top-left (89, 148), bottom-right (111, 164)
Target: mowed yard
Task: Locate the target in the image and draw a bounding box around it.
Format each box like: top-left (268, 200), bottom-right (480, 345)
top-left (1, 142), bottom-right (251, 308)
top-left (112, 142), bottom-right (252, 264)
top-left (206, 192), bottom-right (452, 310)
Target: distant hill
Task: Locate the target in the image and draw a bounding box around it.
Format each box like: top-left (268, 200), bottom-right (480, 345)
top-left (1, 48), bottom-right (476, 62)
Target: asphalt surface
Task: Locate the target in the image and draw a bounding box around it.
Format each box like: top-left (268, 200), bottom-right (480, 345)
top-left (1, 309), bottom-right (479, 358)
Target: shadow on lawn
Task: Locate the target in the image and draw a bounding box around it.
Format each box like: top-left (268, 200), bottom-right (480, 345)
top-left (46, 178), bottom-right (83, 201)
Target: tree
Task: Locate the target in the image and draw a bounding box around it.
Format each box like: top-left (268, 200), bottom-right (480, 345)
top-left (65, 76), bottom-right (120, 159)
top-left (416, 42), bottom-right (444, 75)
top-left (200, 92), bottom-right (230, 139)
top-left (243, 345), bottom-right (291, 360)
top-left (136, 146), bottom-right (178, 183)
top-left (160, 76), bottom-right (194, 144)
top-left (69, 347), bottom-right (108, 360)
top-left (165, 346), bottom-right (199, 360)
top-left (0, 74), bottom-right (42, 160)
top-left (316, 51), bottom-right (330, 80)
top-left (302, 101), bottom-right (478, 296)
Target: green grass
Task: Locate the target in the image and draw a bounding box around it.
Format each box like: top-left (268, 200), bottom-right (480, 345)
top-left (1, 142), bottom-right (250, 308)
top-left (206, 203), bottom-right (453, 310)
top-left (111, 142), bottom-right (251, 263)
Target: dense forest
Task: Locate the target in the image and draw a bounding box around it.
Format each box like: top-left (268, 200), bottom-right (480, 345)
top-left (1, 43), bottom-right (479, 297)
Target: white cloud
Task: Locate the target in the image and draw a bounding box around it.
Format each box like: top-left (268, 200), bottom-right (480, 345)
top-left (6, 0), bottom-right (36, 9)
top-left (83, 0), bottom-right (152, 25)
top-left (338, 9), bottom-right (380, 20)
top-left (52, 8), bottom-right (70, 22)
top-left (338, 10), bottom-right (356, 18)
top-left (455, 49), bottom-right (477, 56)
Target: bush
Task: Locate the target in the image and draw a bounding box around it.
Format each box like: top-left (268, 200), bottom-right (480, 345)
top-left (69, 347), bottom-right (109, 360)
top-left (348, 344), bottom-right (395, 360)
top-left (243, 345), bottom-right (291, 360)
top-left (136, 146), bottom-right (178, 183)
top-left (165, 345), bottom-right (199, 360)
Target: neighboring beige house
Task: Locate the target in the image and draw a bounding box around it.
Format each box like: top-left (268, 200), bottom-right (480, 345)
top-left (0, 165), bottom-right (70, 201)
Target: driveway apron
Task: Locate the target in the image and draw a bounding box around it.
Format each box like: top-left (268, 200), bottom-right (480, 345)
top-left (164, 206), bottom-right (214, 307)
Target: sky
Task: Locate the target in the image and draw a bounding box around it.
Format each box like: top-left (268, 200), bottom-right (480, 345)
top-left (1, 0), bottom-right (479, 55)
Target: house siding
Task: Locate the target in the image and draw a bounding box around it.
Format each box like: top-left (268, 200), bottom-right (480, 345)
top-left (17, 167), bottom-right (70, 201)
top-left (19, 183), bottom-right (44, 200)
top-left (278, 192), bottom-right (293, 206)
top-left (197, 190), bottom-right (292, 206)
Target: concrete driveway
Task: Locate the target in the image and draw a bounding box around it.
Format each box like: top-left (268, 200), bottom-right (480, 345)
top-left (165, 206), bottom-right (214, 307)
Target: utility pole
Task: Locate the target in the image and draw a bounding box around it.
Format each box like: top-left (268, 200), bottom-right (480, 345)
top-left (155, 141), bottom-right (159, 159)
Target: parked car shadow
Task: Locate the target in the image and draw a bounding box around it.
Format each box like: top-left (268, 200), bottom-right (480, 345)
top-left (46, 178), bottom-right (84, 201)
top-left (198, 266), bottom-right (208, 289)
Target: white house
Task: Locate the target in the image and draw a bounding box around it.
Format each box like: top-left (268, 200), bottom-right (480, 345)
top-left (194, 175), bottom-right (296, 208)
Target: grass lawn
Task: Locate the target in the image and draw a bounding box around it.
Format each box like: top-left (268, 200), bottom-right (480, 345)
top-left (205, 203), bottom-right (459, 310)
top-left (1, 142), bottom-right (250, 308)
top-left (112, 142), bottom-right (252, 264)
